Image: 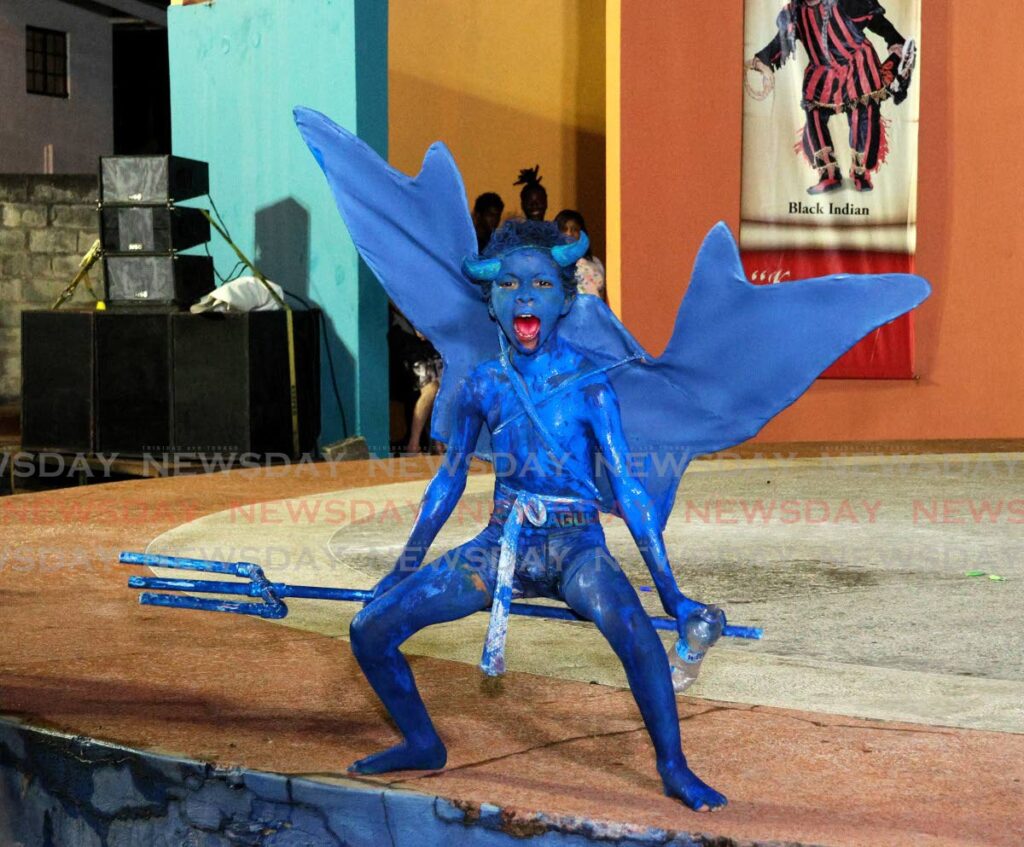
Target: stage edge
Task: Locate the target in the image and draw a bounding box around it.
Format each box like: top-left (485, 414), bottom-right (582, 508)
top-left (0, 716), bottom-right (811, 846)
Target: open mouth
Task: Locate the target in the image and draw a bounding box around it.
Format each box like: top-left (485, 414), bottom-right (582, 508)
top-left (512, 314), bottom-right (541, 346)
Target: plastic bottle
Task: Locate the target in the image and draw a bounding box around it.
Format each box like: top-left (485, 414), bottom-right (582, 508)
top-left (669, 605), bottom-right (725, 693)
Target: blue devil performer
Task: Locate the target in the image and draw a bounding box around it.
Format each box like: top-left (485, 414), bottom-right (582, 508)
top-left (294, 107), bottom-right (929, 811)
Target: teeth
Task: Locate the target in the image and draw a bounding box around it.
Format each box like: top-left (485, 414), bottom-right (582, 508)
top-left (513, 314), bottom-right (540, 342)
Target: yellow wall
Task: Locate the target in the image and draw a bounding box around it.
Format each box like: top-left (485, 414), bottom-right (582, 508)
top-left (389, 0), bottom-right (606, 258)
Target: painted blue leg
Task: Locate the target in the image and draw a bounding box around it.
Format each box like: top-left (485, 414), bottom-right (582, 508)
top-left (561, 550), bottom-right (727, 812)
top-left (348, 540), bottom-right (493, 774)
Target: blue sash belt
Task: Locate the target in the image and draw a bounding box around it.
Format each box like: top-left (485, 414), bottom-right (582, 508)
top-left (479, 483), bottom-right (599, 676)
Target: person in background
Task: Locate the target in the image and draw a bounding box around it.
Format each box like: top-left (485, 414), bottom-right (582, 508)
top-left (472, 192), bottom-right (505, 252)
top-left (388, 304), bottom-right (443, 454)
top-left (515, 165), bottom-right (548, 221)
top-left (555, 208), bottom-right (606, 302)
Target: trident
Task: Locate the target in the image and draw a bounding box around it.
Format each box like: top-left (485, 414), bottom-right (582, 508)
top-left (120, 551), bottom-right (764, 640)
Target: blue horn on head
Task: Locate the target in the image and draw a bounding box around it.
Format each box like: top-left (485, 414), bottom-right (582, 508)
top-left (550, 231), bottom-right (589, 268)
top-left (461, 256), bottom-right (502, 282)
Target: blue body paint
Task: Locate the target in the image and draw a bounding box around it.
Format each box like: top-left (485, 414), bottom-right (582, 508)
top-left (337, 239), bottom-right (734, 810)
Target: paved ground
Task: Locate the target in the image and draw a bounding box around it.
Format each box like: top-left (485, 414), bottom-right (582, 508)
top-left (148, 453), bottom-right (1024, 733)
top-left (1, 456), bottom-right (1021, 846)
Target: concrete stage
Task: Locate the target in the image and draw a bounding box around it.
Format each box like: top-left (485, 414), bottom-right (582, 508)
top-left (0, 453), bottom-right (1022, 845)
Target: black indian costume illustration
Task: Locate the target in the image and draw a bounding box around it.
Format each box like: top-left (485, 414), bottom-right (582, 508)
top-left (746, 0), bottom-right (917, 194)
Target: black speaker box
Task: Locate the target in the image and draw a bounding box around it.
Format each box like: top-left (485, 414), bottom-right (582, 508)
top-left (104, 254), bottom-right (214, 307)
top-left (171, 310), bottom-right (321, 456)
top-left (21, 310), bottom-right (322, 459)
top-left (100, 205), bottom-right (210, 253)
top-left (21, 311), bottom-right (95, 452)
top-left (100, 155), bottom-right (209, 205)
top-left (95, 312), bottom-right (173, 455)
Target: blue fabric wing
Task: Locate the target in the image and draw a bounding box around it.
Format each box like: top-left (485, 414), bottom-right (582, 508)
top-left (295, 109), bottom-right (930, 526)
top-left (293, 107), bottom-right (495, 452)
top-left (568, 224), bottom-right (930, 524)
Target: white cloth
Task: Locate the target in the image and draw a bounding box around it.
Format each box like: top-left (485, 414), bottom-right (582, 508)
top-left (190, 275), bottom-right (285, 313)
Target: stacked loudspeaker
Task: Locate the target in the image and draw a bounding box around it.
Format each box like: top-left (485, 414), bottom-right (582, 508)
top-left (21, 156), bottom-right (321, 458)
top-left (99, 154), bottom-right (214, 306)
top-left (22, 309), bottom-right (321, 457)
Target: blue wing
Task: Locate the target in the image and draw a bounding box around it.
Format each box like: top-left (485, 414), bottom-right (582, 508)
top-left (568, 224), bottom-right (930, 524)
top-left (293, 107), bottom-right (494, 451)
top-left (295, 109), bottom-right (930, 524)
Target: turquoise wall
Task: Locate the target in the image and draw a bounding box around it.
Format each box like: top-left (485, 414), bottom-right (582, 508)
top-left (168, 0), bottom-right (389, 452)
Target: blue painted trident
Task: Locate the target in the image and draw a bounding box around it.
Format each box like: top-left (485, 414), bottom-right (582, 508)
top-left (120, 551), bottom-right (763, 640)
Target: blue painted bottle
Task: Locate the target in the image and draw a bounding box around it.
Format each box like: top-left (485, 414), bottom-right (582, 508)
top-left (670, 606), bottom-right (725, 693)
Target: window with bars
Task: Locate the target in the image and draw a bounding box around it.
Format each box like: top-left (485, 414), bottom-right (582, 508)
top-left (26, 26), bottom-right (68, 98)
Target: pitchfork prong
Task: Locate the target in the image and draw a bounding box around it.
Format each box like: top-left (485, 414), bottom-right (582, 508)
top-left (128, 575), bottom-right (258, 597)
top-left (119, 551), bottom-right (253, 577)
top-left (139, 592), bottom-right (287, 618)
top-left (123, 552), bottom-right (286, 618)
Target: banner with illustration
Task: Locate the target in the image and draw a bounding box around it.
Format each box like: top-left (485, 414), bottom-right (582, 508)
top-left (741, 0), bottom-right (921, 377)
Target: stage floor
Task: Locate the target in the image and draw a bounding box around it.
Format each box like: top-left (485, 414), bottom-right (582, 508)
top-left (1, 455), bottom-right (1022, 846)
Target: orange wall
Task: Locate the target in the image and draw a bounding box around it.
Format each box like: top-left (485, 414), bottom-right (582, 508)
top-left (620, 3), bottom-right (1024, 441)
top-left (389, 0), bottom-right (606, 257)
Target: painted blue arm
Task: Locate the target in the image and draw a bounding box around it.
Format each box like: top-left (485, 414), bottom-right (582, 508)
top-left (387, 379), bottom-right (484, 582)
top-left (584, 380), bottom-right (705, 622)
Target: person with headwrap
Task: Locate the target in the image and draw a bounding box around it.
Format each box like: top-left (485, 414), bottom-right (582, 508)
top-left (747, 0), bottom-right (916, 194)
top-left (514, 165), bottom-right (548, 221)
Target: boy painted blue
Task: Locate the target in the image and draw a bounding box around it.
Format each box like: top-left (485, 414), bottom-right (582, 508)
top-left (294, 107), bottom-right (929, 812)
top-left (350, 220), bottom-right (727, 810)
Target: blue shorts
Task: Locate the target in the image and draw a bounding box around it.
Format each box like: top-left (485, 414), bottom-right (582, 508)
top-left (438, 489), bottom-right (610, 600)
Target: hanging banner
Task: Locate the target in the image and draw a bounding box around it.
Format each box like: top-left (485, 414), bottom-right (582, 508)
top-left (740, 0), bottom-right (921, 378)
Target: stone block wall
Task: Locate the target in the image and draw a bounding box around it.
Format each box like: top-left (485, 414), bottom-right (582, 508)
top-left (0, 174), bottom-right (100, 404)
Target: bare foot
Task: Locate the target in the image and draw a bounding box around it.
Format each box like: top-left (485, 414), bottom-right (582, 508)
top-left (348, 738), bottom-right (447, 775)
top-left (659, 762), bottom-right (728, 812)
